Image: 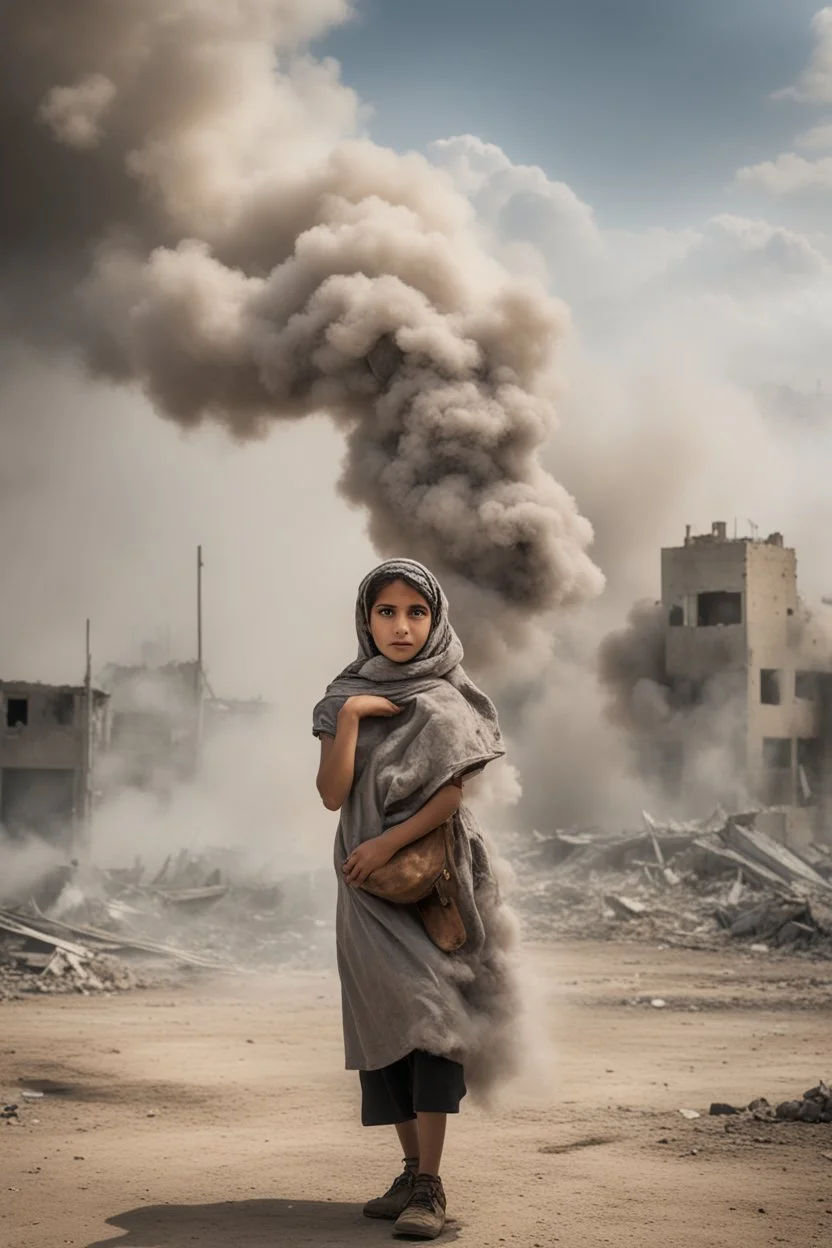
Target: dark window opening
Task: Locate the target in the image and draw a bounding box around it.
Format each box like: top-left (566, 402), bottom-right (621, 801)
top-left (763, 737), bottom-right (792, 770)
top-left (0, 768), bottom-right (75, 844)
top-left (760, 669), bottom-right (781, 705)
top-left (668, 604), bottom-right (684, 627)
top-left (795, 671), bottom-right (818, 701)
top-left (797, 738), bottom-right (821, 806)
top-left (51, 693), bottom-right (75, 726)
top-left (6, 698), bottom-right (28, 728)
top-left (762, 737), bottom-right (793, 804)
top-left (697, 591), bottom-right (742, 627)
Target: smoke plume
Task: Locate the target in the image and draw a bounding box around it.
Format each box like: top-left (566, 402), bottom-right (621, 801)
top-left (0, 1), bottom-right (602, 663)
top-left (597, 600), bottom-right (750, 814)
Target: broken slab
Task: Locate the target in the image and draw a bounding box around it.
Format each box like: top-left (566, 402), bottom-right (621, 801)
top-left (0, 911), bottom-right (93, 961)
top-left (604, 894), bottom-right (650, 920)
top-left (721, 823), bottom-right (832, 894)
top-left (690, 837), bottom-right (790, 892)
top-left (26, 907), bottom-right (230, 970)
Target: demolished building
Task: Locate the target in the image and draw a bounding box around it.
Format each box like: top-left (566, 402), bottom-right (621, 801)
top-left (657, 522), bottom-right (832, 844)
top-left (0, 680), bottom-right (110, 847)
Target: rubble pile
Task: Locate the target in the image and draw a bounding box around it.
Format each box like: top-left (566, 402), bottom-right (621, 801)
top-left (0, 849), bottom-right (335, 1000)
top-left (711, 1080), bottom-right (832, 1124)
top-left (509, 810), bottom-right (832, 956)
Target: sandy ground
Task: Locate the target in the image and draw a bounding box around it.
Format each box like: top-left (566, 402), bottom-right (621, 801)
top-left (2, 940), bottom-right (832, 1248)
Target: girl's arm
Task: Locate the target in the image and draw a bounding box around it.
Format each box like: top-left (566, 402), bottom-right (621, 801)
top-left (316, 728), bottom-right (357, 812)
top-left (342, 779), bottom-right (462, 886)
top-left (382, 782), bottom-right (462, 855)
top-left (316, 696), bottom-right (401, 810)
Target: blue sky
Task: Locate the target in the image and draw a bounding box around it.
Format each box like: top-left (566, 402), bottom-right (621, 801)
top-left (321, 0), bottom-right (823, 229)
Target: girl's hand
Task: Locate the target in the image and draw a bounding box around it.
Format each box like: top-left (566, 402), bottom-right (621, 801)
top-left (340, 695), bottom-right (402, 721)
top-left (342, 835), bottom-right (395, 886)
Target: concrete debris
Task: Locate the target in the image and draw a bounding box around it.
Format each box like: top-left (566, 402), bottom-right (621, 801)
top-left (703, 1085), bottom-right (832, 1124)
top-left (0, 849), bottom-right (334, 1000)
top-left (772, 1082), bottom-right (832, 1123)
top-left (511, 809), bottom-right (832, 956)
top-left (604, 895), bottom-right (650, 920)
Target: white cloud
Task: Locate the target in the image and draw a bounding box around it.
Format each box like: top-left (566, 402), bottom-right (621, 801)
top-left (429, 135), bottom-right (603, 291)
top-left (797, 119), bottom-right (832, 148)
top-left (432, 139), bottom-right (829, 311)
top-left (773, 7), bottom-right (832, 103)
top-left (734, 10), bottom-right (832, 195)
top-left (734, 151), bottom-right (832, 194)
top-left (669, 214), bottom-right (828, 287)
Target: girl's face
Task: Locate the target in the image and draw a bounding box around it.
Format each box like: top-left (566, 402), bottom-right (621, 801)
top-left (369, 579), bottom-right (432, 663)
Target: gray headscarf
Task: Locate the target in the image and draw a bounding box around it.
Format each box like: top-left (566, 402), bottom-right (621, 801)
top-left (312, 558), bottom-right (503, 781)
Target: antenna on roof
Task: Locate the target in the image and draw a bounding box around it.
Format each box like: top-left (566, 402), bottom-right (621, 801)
top-left (747, 518), bottom-right (759, 540)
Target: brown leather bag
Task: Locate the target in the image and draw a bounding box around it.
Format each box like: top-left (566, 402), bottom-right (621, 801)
top-left (360, 818), bottom-right (467, 953)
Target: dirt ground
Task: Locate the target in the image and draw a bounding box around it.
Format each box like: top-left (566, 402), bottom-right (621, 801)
top-left (2, 940), bottom-right (832, 1248)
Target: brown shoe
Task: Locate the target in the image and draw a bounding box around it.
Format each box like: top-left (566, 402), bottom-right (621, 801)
top-left (393, 1173), bottom-right (446, 1240)
top-left (363, 1158), bottom-right (417, 1220)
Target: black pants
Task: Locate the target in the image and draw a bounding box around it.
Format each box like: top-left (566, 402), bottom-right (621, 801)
top-left (359, 1050), bottom-right (467, 1126)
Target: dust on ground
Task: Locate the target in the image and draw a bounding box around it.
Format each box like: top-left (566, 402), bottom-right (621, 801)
top-left (2, 940), bottom-right (832, 1248)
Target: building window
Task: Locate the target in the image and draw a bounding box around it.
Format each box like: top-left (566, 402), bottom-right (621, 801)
top-left (52, 693), bottom-right (75, 726)
top-left (697, 591), bottom-right (742, 627)
top-left (762, 737), bottom-right (793, 805)
top-left (668, 604), bottom-right (684, 626)
top-left (760, 670), bottom-right (781, 705)
top-left (6, 698), bottom-right (28, 728)
top-left (795, 671), bottom-right (818, 701)
top-left (797, 738), bottom-right (820, 806)
top-left (762, 737), bottom-right (792, 769)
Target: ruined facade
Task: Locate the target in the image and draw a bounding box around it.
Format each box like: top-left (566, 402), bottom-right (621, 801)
top-left (0, 681), bottom-right (110, 846)
top-left (661, 522), bottom-right (832, 842)
top-left (99, 661), bottom-right (203, 793)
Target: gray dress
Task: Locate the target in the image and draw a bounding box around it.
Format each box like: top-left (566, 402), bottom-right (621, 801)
top-left (313, 560), bottom-right (523, 1095)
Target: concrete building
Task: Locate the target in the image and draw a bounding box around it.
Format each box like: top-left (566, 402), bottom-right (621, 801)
top-left (660, 521), bottom-right (832, 843)
top-left (0, 680), bottom-right (110, 846)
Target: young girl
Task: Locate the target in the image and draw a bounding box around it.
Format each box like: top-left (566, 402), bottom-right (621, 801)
top-left (313, 558), bottom-right (518, 1241)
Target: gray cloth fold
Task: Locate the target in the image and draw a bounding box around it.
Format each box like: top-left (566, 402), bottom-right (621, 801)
top-left (312, 560), bottom-right (517, 1081)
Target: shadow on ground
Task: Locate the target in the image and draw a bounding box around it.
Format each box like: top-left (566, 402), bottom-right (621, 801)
top-left (86, 1199), bottom-right (461, 1247)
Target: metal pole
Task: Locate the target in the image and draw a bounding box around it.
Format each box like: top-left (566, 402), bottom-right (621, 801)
top-left (195, 546), bottom-right (204, 773)
top-left (197, 544), bottom-right (204, 678)
top-left (83, 618), bottom-right (93, 839)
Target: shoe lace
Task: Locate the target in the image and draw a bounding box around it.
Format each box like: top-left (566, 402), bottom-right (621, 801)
top-left (408, 1175), bottom-right (443, 1212)
top-left (387, 1170), bottom-right (413, 1196)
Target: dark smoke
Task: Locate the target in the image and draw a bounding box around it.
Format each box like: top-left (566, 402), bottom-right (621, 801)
top-left (598, 599), bottom-right (749, 812)
top-left (0, 1), bottom-right (603, 661)
top-left (597, 600), bottom-right (668, 737)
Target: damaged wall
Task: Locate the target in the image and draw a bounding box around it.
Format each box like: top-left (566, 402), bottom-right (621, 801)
top-left (600, 523), bottom-right (832, 839)
top-left (0, 681), bottom-right (109, 846)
